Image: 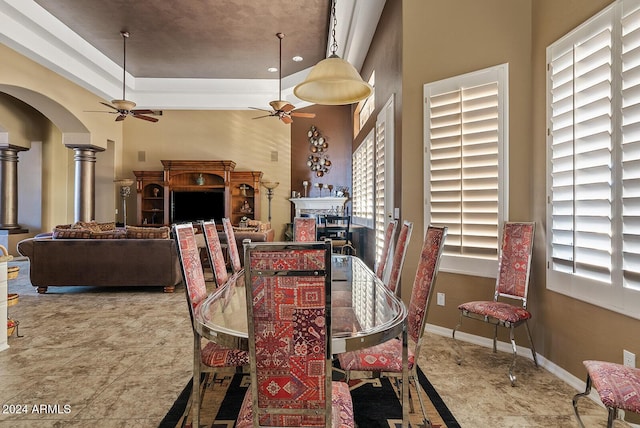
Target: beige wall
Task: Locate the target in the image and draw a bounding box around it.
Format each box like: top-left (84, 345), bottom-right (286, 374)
top-left (123, 110), bottom-right (291, 238)
top-left (398, 0), bottom-right (640, 390)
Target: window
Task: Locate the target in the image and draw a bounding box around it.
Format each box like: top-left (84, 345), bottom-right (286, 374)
top-left (352, 130), bottom-right (375, 228)
top-left (547, 0), bottom-right (640, 318)
top-left (354, 72), bottom-right (376, 137)
top-left (424, 64), bottom-right (508, 278)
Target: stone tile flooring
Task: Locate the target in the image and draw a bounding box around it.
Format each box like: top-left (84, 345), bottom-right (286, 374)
top-left (0, 260), bottom-right (625, 427)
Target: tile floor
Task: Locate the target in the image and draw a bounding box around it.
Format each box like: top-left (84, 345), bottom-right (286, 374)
top-left (0, 260), bottom-right (626, 427)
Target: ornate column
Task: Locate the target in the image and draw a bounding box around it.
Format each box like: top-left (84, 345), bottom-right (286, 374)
top-left (70, 146), bottom-right (105, 222)
top-left (0, 145), bottom-right (28, 230)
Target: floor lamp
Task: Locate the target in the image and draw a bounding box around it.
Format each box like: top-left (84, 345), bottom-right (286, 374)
top-left (262, 181), bottom-right (279, 222)
top-left (114, 178), bottom-right (134, 226)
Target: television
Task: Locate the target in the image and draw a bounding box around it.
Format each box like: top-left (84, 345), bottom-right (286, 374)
top-left (171, 190), bottom-right (225, 223)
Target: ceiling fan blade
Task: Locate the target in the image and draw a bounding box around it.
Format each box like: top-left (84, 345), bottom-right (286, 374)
top-left (131, 109), bottom-right (156, 115)
top-left (291, 112), bottom-right (316, 118)
top-left (252, 114), bottom-right (273, 119)
top-left (115, 114), bottom-right (126, 122)
top-left (280, 115), bottom-right (293, 125)
top-left (280, 103), bottom-right (295, 113)
top-left (85, 110), bottom-right (118, 114)
top-left (100, 102), bottom-right (119, 111)
top-left (249, 107), bottom-right (274, 113)
top-left (132, 114), bottom-right (159, 123)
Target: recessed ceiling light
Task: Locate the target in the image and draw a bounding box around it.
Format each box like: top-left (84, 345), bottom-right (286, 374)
top-left (268, 67), bottom-right (278, 73)
top-left (293, 56), bottom-right (303, 62)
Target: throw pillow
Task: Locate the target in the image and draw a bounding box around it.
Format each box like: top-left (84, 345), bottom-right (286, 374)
top-left (52, 228), bottom-right (92, 239)
top-left (125, 225), bottom-right (170, 239)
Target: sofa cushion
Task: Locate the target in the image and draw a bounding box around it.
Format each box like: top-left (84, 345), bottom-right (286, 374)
top-left (89, 230), bottom-right (127, 239)
top-left (125, 225), bottom-right (170, 239)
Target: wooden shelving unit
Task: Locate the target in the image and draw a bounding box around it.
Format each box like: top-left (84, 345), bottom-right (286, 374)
top-left (134, 161), bottom-right (262, 226)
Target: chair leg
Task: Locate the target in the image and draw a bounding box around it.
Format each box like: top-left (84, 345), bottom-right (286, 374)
top-left (410, 371), bottom-right (432, 428)
top-left (508, 325), bottom-right (518, 386)
top-left (524, 320), bottom-right (539, 367)
top-left (451, 314), bottom-right (464, 365)
top-left (607, 406), bottom-right (619, 428)
top-left (193, 335), bottom-right (201, 428)
top-left (572, 374), bottom-right (592, 428)
top-left (493, 323), bottom-right (499, 353)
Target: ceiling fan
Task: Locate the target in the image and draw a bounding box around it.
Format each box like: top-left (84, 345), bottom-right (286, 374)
top-left (251, 33), bottom-right (315, 125)
top-left (92, 31), bottom-right (161, 123)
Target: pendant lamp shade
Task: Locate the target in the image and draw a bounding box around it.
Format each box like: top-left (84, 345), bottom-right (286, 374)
top-left (293, 55), bottom-right (373, 105)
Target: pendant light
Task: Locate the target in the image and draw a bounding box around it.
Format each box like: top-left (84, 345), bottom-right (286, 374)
top-left (293, 0), bottom-right (373, 105)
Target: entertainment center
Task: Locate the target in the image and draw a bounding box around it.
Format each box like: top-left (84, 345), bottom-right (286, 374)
top-left (134, 160), bottom-right (262, 226)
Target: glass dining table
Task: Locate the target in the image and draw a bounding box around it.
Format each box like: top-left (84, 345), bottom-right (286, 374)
top-left (195, 254), bottom-right (411, 427)
top-left (195, 254), bottom-right (407, 354)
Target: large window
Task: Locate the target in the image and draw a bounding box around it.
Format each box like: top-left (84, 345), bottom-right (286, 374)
top-left (424, 64), bottom-right (508, 278)
top-left (547, 0), bottom-right (640, 318)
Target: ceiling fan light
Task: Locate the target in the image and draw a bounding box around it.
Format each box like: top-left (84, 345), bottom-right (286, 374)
top-left (269, 100), bottom-right (290, 111)
top-left (111, 99), bottom-right (136, 111)
top-left (293, 55), bottom-right (373, 105)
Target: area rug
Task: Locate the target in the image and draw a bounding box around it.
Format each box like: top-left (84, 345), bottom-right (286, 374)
top-left (160, 366), bottom-right (460, 428)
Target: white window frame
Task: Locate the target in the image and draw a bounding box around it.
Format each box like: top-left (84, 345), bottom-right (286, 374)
top-left (546, 0), bottom-right (640, 319)
top-left (424, 64), bottom-right (509, 278)
top-left (375, 95), bottom-right (395, 265)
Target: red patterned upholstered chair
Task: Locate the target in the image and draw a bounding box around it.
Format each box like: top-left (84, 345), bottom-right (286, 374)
top-left (201, 220), bottom-right (228, 287)
top-left (293, 216), bottom-right (317, 242)
top-left (338, 226), bottom-right (447, 427)
top-left (573, 360), bottom-right (640, 427)
top-left (386, 221), bottom-right (414, 296)
top-left (222, 217), bottom-right (242, 274)
top-left (172, 223), bottom-right (248, 428)
top-left (452, 221), bottom-right (538, 386)
top-left (236, 240), bottom-right (354, 428)
top-left (375, 219), bottom-right (398, 282)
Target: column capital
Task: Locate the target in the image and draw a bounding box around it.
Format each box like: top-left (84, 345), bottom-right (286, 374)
top-left (64, 144), bottom-right (106, 153)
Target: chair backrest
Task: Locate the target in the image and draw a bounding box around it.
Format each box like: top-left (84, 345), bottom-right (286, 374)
top-left (409, 225), bottom-right (447, 358)
top-left (319, 215), bottom-right (351, 240)
top-left (293, 216), bottom-right (317, 242)
top-left (201, 220), bottom-right (228, 287)
top-left (387, 220), bottom-right (414, 295)
top-left (222, 218), bottom-right (242, 273)
top-left (376, 219), bottom-right (398, 281)
top-left (495, 222), bottom-right (535, 307)
top-left (244, 240), bottom-right (333, 427)
top-left (172, 223), bottom-right (208, 325)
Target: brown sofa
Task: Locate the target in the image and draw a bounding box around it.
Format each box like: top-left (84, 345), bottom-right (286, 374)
top-left (17, 232), bottom-right (182, 294)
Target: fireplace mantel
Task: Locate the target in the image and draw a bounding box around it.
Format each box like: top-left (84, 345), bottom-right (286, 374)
top-left (289, 197), bottom-right (348, 217)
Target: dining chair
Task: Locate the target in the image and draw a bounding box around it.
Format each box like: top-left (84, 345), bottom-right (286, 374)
top-left (293, 216), bottom-right (317, 242)
top-left (236, 240), bottom-right (354, 428)
top-left (172, 223), bottom-right (249, 428)
top-left (200, 220), bottom-right (229, 287)
top-left (375, 219), bottom-right (398, 282)
top-left (222, 217), bottom-right (242, 273)
top-left (318, 215), bottom-right (355, 254)
top-left (573, 360), bottom-right (640, 427)
top-left (452, 221), bottom-right (538, 386)
top-left (337, 225), bottom-right (447, 428)
top-left (386, 220), bottom-right (414, 296)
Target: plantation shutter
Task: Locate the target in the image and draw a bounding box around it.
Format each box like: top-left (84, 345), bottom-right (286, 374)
top-left (352, 130), bottom-right (374, 227)
top-left (375, 119), bottom-right (387, 260)
top-left (427, 82), bottom-right (500, 259)
top-left (622, 6), bottom-right (640, 291)
top-left (549, 20), bottom-right (613, 283)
